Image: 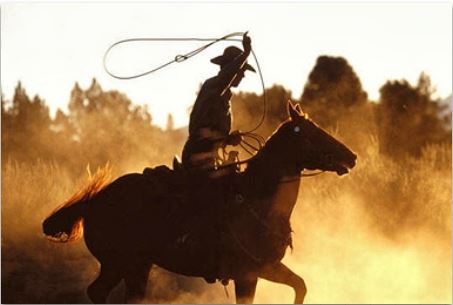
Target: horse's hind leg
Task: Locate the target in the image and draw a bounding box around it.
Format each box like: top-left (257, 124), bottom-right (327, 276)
top-left (258, 262), bottom-right (307, 304)
top-left (124, 260), bottom-right (153, 303)
top-left (87, 261), bottom-right (123, 304)
top-left (234, 276), bottom-right (258, 304)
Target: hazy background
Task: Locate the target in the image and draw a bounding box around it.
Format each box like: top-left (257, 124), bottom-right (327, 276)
top-left (1, 2), bottom-right (451, 127)
top-left (2, 2), bottom-right (452, 304)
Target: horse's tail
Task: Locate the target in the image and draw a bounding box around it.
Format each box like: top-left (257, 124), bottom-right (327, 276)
top-left (42, 164), bottom-right (112, 243)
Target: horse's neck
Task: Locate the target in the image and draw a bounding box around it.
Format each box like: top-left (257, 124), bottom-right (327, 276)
top-left (245, 146), bottom-right (301, 222)
top-left (267, 177), bottom-right (300, 221)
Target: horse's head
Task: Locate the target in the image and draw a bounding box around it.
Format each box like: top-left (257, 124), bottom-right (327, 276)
top-left (278, 101), bottom-right (357, 175)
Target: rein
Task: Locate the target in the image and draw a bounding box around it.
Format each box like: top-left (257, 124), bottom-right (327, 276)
top-left (213, 157), bottom-right (326, 180)
top-left (280, 170), bottom-right (326, 183)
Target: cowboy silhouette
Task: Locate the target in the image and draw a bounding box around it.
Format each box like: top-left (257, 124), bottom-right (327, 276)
top-left (177, 33), bottom-right (256, 283)
top-left (181, 33), bottom-right (255, 173)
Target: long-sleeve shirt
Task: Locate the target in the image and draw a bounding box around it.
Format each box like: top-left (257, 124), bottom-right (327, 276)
top-left (188, 48), bottom-right (251, 141)
top-left (188, 77), bottom-right (232, 139)
top-left (182, 47), bottom-right (251, 169)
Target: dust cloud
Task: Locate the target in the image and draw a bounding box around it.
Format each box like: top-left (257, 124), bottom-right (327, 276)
top-left (2, 78), bottom-right (451, 303)
top-left (2, 134), bottom-right (451, 303)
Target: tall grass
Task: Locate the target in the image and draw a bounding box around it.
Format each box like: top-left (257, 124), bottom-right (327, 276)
top-left (264, 140), bottom-right (452, 304)
top-left (1, 137), bottom-right (451, 303)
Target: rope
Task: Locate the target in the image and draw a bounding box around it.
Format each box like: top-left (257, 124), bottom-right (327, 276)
top-left (239, 142), bottom-right (255, 156)
top-left (239, 133), bottom-right (264, 156)
top-left (103, 32), bottom-right (267, 133)
top-left (103, 32), bottom-right (244, 80)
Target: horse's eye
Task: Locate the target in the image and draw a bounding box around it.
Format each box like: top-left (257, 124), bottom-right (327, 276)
top-left (294, 126), bottom-right (301, 133)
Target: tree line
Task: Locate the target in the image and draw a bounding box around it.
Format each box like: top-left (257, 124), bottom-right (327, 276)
top-left (2, 55), bottom-right (451, 176)
top-left (232, 55), bottom-right (451, 159)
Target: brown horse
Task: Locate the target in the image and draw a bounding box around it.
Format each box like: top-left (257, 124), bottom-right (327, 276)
top-left (43, 101), bottom-right (356, 304)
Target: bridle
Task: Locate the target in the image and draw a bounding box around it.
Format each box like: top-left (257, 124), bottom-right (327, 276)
top-left (214, 131), bottom-right (327, 179)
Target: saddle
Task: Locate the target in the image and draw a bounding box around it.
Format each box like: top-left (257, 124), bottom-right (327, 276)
top-left (142, 155), bottom-right (241, 198)
top-left (142, 156), bottom-right (186, 195)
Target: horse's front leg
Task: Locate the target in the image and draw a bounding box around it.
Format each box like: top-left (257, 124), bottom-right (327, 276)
top-left (234, 276), bottom-right (258, 304)
top-left (257, 262), bottom-right (307, 304)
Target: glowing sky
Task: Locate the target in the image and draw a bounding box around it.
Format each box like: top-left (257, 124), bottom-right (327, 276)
top-left (2, 2), bottom-right (451, 128)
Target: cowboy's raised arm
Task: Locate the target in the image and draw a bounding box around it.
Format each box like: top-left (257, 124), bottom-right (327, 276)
top-left (217, 33), bottom-right (252, 94)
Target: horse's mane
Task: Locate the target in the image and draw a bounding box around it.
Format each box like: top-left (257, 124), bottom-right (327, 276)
top-left (247, 119), bottom-right (292, 166)
top-left (45, 164), bottom-right (112, 242)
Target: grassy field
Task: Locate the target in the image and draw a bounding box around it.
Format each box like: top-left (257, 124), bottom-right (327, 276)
top-left (2, 140), bottom-right (451, 303)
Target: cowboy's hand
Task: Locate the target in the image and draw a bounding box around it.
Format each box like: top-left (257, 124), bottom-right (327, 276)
top-left (226, 130), bottom-right (243, 146)
top-left (242, 32), bottom-right (252, 53)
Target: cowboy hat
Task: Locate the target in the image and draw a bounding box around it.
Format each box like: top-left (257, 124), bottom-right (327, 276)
top-left (210, 46), bottom-right (256, 72)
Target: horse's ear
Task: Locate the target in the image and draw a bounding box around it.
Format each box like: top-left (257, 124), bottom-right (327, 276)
top-left (287, 100), bottom-right (299, 121)
top-left (295, 103), bottom-right (307, 117)
top-left (295, 103), bottom-right (303, 114)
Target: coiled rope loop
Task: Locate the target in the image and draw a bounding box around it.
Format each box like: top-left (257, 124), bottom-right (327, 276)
top-left (103, 32), bottom-right (266, 134)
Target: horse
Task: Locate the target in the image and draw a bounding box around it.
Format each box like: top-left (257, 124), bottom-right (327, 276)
top-left (42, 101), bottom-right (356, 304)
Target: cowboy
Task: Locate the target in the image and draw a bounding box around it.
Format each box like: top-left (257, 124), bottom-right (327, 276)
top-left (178, 33), bottom-right (256, 283)
top-left (181, 33), bottom-right (255, 173)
